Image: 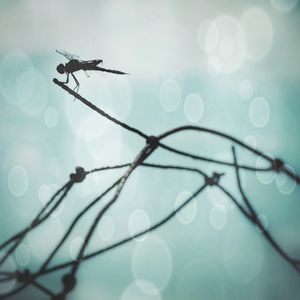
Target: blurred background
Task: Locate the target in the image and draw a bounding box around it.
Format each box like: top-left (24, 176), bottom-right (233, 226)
top-left (0, 0), bottom-right (300, 299)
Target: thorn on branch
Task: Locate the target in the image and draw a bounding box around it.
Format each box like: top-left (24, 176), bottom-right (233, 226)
top-left (205, 172), bottom-right (224, 186)
top-left (70, 167), bottom-right (86, 183)
top-left (146, 135), bottom-right (159, 149)
top-left (272, 158), bottom-right (284, 172)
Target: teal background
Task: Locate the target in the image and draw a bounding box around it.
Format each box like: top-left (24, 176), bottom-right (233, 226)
top-left (0, 0), bottom-right (300, 299)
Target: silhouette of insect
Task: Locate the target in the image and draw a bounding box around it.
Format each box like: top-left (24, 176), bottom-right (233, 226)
top-left (56, 50), bottom-right (128, 93)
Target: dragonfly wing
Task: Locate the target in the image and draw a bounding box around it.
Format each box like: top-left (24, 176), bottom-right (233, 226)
top-left (56, 50), bottom-right (80, 60)
top-left (85, 59), bottom-right (103, 64)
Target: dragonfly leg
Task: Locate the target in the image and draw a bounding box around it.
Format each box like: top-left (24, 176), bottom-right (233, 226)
top-left (71, 73), bottom-right (79, 90)
top-left (71, 73), bottom-right (80, 100)
top-left (62, 73), bottom-right (70, 84)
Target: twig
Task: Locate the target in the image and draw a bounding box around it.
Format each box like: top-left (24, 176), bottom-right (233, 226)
top-left (1, 79), bottom-right (299, 300)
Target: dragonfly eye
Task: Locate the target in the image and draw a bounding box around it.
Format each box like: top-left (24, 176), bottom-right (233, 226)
top-left (56, 64), bottom-right (65, 74)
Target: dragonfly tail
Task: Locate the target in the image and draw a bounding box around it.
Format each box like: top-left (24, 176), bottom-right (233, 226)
top-left (95, 67), bottom-right (128, 75)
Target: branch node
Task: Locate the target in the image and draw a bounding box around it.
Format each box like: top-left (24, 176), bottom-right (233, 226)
top-left (272, 158), bottom-right (284, 172)
top-left (205, 172), bottom-right (224, 186)
top-left (70, 167), bottom-right (86, 183)
top-left (16, 269), bottom-right (31, 283)
top-left (146, 135), bottom-right (159, 149)
top-left (62, 273), bottom-right (76, 292)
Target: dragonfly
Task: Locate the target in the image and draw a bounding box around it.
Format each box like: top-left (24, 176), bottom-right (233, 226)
top-left (56, 50), bottom-right (128, 93)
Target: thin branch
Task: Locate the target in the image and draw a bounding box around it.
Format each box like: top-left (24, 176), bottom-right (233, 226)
top-left (53, 79), bottom-right (148, 139)
top-left (1, 79), bottom-right (299, 300)
top-left (35, 182), bottom-right (207, 277)
top-left (231, 146), bottom-right (300, 273)
top-left (38, 178), bottom-right (122, 273)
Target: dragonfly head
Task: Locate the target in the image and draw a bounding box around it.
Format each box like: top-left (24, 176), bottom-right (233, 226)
top-left (56, 63), bottom-right (65, 74)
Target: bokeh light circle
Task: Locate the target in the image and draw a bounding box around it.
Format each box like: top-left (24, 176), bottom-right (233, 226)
top-left (207, 15), bottom-right (246, 74)
top-left (159, 79), bottom-right (181, 112)
top-left (128, 209), bottom-right (151, 241)
top-left (197, 20), bottom-right (219, 52)
top-left (241, 7), bottom-right (274, 61)
top-left (238, 80), bottom-right (253, 100)
top-left (131, 235), bottom-right (172, 292)
top-left (209, 204), bottom-right (227, 230)
top-left (275, 165), bottom-right (297, 195)
top-left (249, 96), bottom-right (270, 128)
top-left (73, 107), bottom-right (123, 171)
top-left (15, 243), bottom-right (31, 267)
top-left (256, 153), bottom-right (275, 184)
top-left (207, 56), bottom-right (222, 76)
top-left (8, 165), bottom-right (29, 197)
top-left (65, 99), bottom-right (109, 141)
top-left (219, 37), bottom-right (235, 58)
top-left (44, 107), bottom-right (58, 128)
top-left (175, 191), bottom-right (198, 224)
top-left (50, 201), bottom-right (64, 218)
top-left (184, 94), bottom-right (204, 123)
top-left (38, 184), bottom-right (50, 204)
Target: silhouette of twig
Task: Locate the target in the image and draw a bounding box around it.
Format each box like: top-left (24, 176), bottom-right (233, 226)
top-left (0, 79), bottom-right (299, 300)
top-left (231, 146), bottom-right (300, 273)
